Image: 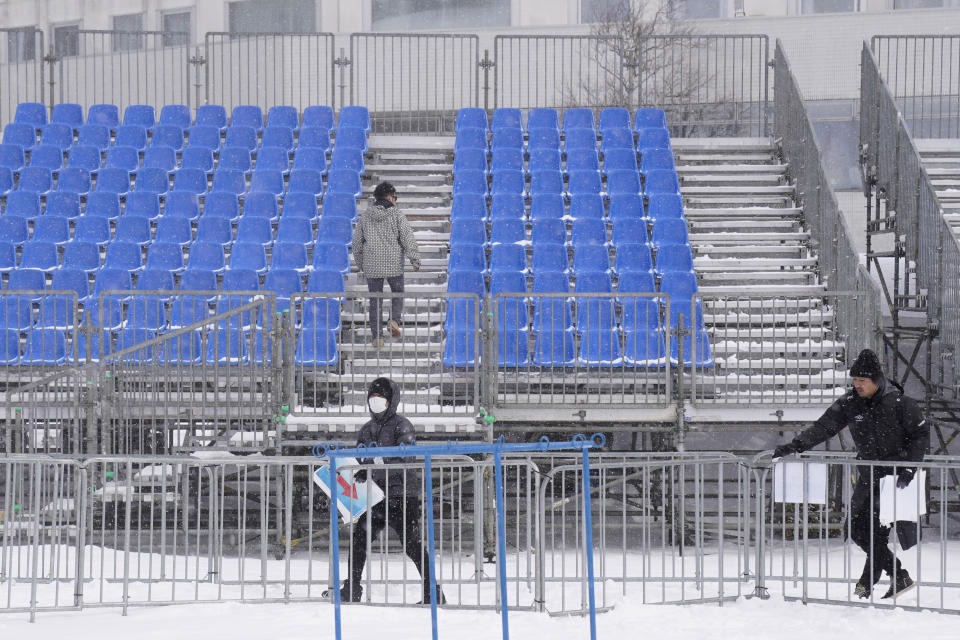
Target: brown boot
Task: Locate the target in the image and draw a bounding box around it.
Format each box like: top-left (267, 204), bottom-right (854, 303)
top-left (388, 319), bottom-right (402, 338)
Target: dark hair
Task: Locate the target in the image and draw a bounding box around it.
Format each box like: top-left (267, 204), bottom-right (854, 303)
top-left (373, 182), bottom-right (396, 201)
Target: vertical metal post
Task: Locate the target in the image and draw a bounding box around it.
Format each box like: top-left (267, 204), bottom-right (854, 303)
top-left (581, 449), bottom-right (598, 640)
top-left (424, 455), bottom-right (440, 640)
top-left (190, 47), bottom-right (206, 107)
top-left (334, 47), bottom-right (351, 111)
top-left (43, 45), bottom-right (58, 114)
top-left (675, 314), bottom-right (687, 453)
top-left (480, 49), bottom-right (494, 111)
top-left (328, 454), bottom-right (342, 640)
top-left (492, 450), bottom-right (510, 640)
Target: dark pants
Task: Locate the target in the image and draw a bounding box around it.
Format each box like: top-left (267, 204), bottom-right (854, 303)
top-left (366, 276), bottom-right (404, 337)
top-left (850, 468), bottom-right (902, 585)
top-left (348, 496), bottom-right (433, 593)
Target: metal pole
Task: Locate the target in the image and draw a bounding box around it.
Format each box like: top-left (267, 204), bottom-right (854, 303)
top-left (424, 454), bottom-right (440, 640)
top-left (493, 450), bottom-right (510, 640)
top-left (329, 455), bottom-right (342, 640)
top-left (581, 449), bottom-right (598, 640)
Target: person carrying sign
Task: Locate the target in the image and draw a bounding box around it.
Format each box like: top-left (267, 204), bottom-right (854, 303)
top-left (772, 349), bottom-right (928, 599)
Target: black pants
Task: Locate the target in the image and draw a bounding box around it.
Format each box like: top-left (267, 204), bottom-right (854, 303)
top-left (367, 276), bottom-right (404, 337)
top-left (348, 496), bottom-right (433, 592)
top-left (850, 469), bottom-right (902, 585)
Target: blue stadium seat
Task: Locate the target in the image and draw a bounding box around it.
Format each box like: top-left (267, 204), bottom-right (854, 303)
top-left (4, 193), bottom-right (40, 221)
top-left (615, 242), bottom-right (654, 274)
top-left (651, 218), bottom-right (689, 248)
top-left (531, 243), bottom-right (568, 273)
top-left (71, 329), bottom-right (112, 364)
top-left (103, 241), bottom-right (144, 271)
top-left (452, 169), bottom-right (488, 196)
top-left (491, 127), bottom-right (523, 150)
top-left (267, 105), bottom-right (299, 131)
top-left (0, 215), bottom-right (29, 245)
top-left (655, 243), bottom-right (695, 275)
top-left (528, 148), bottom-right (562, 173)
top-left (644, 169), bottom-right (680, 195)
top-left (528, 127), bottom-right (561, 150)
top-left (155, 216), bottom-right (193, 246)
top-left (600, 128), bottom-right (634, 154)
top-left (307, 269), bottom-right (345, 294)
top-left (564, 128), bottom-right (597, 153)
top-left (575, 270), bottom-right (614, 329)
top-left (231, 105), bottom-right (263, 132)
top-left (527, 108), bottom-right (559, 131)
top-left (634, 108), bottom-right (667, 130)
top-left (456, 108), bottom-right (488, 131)
top-left (247, 188), bottom-right (287, 233)
top-left (302, 105), bottom-right (334, 130)
top-left (32, 216), bottom-right (70, 244)
top-left (263, 268), bottom-right (303, 308)
top-left (489, 194), bottom-right (525, 221)
top-left (135, 167), bottom-right (171, 194)
top-left (39, 124), bottom-right (73, 151)
top-left (566, 150), bottom-right (601, 173)
top-left (618, 268), bottom-right (657, 294)
top-left (334, 127), bottom-right (368, 154)
top-left (530, 217), bottom-right (567, 245)
top-left (60, 241), bottom-right (100, 273)
top-left (622, 324), bottom-right (666, 366)
top-left (203, 192), bottom-right (241, 222)
top-left (454, 148), bottom-right (488, 174)
top-left (319, 193), bottom-right (356, 219)
top-left (671, 328), bottom-right (712, 366)
top-left (491, 148), bottom-right (523, 172)
top-left (15, 102), bottom-right (47, 130)
top-left (159, 104), bottom-right (192, 130)
top-left (91, 269), bottom-right (132, 304)
top-left (567, 171), bottom-right (603, 197)
top-left (178, 270), bottom-right (217, 294)
top-left (300, 294), bottom-right (342, 332)
top-left (568, 194), bottom-right (604, 220)
top-left (271, 241), bottom-right (309, 272)
top-left (8, 267), bottom-right (46, 298)
top-left (84, 192), bottom-right (121, 221)
top-left (22, 329), bottom-right (67, 365)
top-left (224, 125), bottom-right (257, 152)
top-left (145, 242), bottom-right (184, 273)
top-left (316, 216), bottom-right (351, 245)
top-left (450, 194), bottom-right (487, 221)
top-left (338, 106), bottom-right (371, 132)
top-left (295, 328), bottom-right (338, 365)
top-left (124, 193), bottom-right (161, 222)
top-left (152, 125), bottom-right (184, 151)
top-left (127, 297), bottom-right (166, 330)
top-left (444, 316), bottom-right (481, 365)
top-left (181, 147), bottom-right (215, 174)
top-left (195, 104), bottom-right (228, 131)
top-left (28, 145), bottom-right (65, 171)
top-left (0, 295), bottom-right (33, 331)
top-left (156, 329), bottom-right (202, 364)
top-left (276, 216), bottom-right (316, 246)
top-left (287, 169), bottom-right (323, 195)
top-left (210, 168), bottom-right (246, 195)
top-left (219, 146), bottom-right (253, 174)
top-left (3, 123), bottom-right (36, 149)
top-left (168, 295), bottom-right (210, 328)
top-left (123, 105), bottom-right (155, 131)
top-left (18, 166), bottom-right (53, 194)
top-left (490, 243), bottom-right (527, 274)
top-left (136, 268), bottom-right (175, 295)
top-left (114, 125), bottom-right (148, 152)
top-left (529, 170), bottom-right (564, 197)
top-left (311, 241), bottom-right (350, 273)
top-left (292, 148), bottom-right (329, 175)
top-left (67, 145), bottom-right (105, 172)
top-left (187, 125), bottom-right (222, 152)
top-left (646, 194), bottom-right (683, 222)
top-left (497, 324), bottom-right (529, 366)
top-left (221, 268), bottom-right (259, 293)
top-left (77, 124), bottom-right (110, 151)
top-left (578, 326), bottom-right (622, 365)
top-left (45, 192), bottom-right (81, 219)
top-left (0, 168), bottom-right (12, 196)
top-left (488, 219), bottom-right (526, 245)
top-left (195, 216), bottom-right (233, 246)
top-left (0, 144), bottom-right (26, 171)
top-left (284, 192), bottom-right (321, 221)
top-left (0, 242), bottom-right (16, 271)
top-left (94, 168), bottom-right (131, 195)
top-left (492, 271), bottom-right (529, 350)
top-left (57, 168), bottom-right (90, 195)
top-left (599, 107), bottom-right (631, 133)
top-left (257, 146), bottom-right (291, 174)
top-left (660, 270), bottom-right (699, 325)
top-left (186, 241), bottom-right (226, 273)
top-left (570, 218), bottom-right (607, 246)
top-left (297, 127), bottom-right (331, 153)
top-left (261, 127), bottom-right (294, 154)
top-left (563, 108), bottom-right (595, 132)
top-left (637, 127), bottom-right (671, 153)
top-left (454, 127), bottom-right (488, 154)
top-left (603, 148), bottom-right (638, 172)
top-left (490, 169), bottom-right (525, 197)
top-left (611, 219), bottom-right (649, 247)
top-left (105, 145), bottom-right (140, 172)
top-left (608, 194), bottom-right (645, 221)
top-left (33, 298), bottom-right (75, 334)
top-left (325, 169), bottom-right (362, 198)
top-left (449, 220), bottom-right (486, 246)
top-left (235, 216), bottom-right (274, 247)
top-left (491, 108), bottom-right (523, 131)
top-left (606, 170), bottom-right (642, 196)
top-left (573, 244), bottom-right (611, 273)
top-left (249, 170), bottom-right (284, 195)
top-left (164, 191), bottom-right (201, 221)
top-left (532, 328), bottom-right (575, 366)
top-left (640, 148), bottom-right (675, 174)
top-left (206, 326), bottom-right (250, 365)
top-left (448, 243), bottom-right (486, 273)
top-left (531, 270), bottom-right (573, 333)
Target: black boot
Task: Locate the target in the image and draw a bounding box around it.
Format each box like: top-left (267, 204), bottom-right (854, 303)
top-left (323, 580), bottom-right (363, 603)
top-left (418, 583), bottom-right (446, 605)
top-left (881, 570), bottom-right (915, 599)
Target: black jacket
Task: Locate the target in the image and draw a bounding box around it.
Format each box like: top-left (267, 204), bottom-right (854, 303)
top-left (791, 377), bottom-right (928, 463)
top-left (356, 378), bottom-right (420, 497)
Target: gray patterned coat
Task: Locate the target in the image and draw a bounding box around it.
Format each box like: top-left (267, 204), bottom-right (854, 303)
top-left (351, 200), bottom-right (421, 278)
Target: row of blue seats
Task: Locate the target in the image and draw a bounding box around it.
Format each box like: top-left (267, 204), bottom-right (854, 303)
top-left (450, 193), bottom-right (681, 222)
top-left (455, 107), bottom-right (667, 134)
top-left (0, 325), bottom-right (338, 366)
top-left (451, 168), bottom-right (678, 198)
top-left (0, 166), bottom-right (363, 198)
top-left (0, 142), bottom-right (362, 176)
top-left (451, 215), bottom-right (687, 247)
top-left (453, 147), bottom-right (674, 176)
top-left (11, 103), bottom-right (369, 134)
top-left (455, 126), bottom-right (670, 155)
top-left (0, 191), bottom-right (356, 222)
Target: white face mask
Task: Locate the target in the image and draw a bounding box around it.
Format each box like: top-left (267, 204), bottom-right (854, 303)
top-left (368, 396), bottom-right (388, 414)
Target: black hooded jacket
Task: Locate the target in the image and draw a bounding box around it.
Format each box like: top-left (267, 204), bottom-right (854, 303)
top-left (790, 377), bottom-right (928, 463)
top-left (356, 378), bottom-right (420, 497)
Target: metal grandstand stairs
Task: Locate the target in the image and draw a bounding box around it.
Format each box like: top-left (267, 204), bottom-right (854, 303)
top-left (913, 139), bottom-right (960, 238)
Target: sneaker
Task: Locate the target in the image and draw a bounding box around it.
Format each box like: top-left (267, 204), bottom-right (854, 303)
top-left (854, 582), bottom-right (871, 599)
top-left (322, 581), bottom-right (363, 603)
top-left (881, 571), bottom-right (915, 599)
top-left (372, 338), bottom-right (384, 348)
top-left (388, 319), bottom-right (402, 338)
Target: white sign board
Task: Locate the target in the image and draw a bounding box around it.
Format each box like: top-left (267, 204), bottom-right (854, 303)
top-left (312, 457), bottom-right (385, 524)
top-left (773, 461), bottom-right (828, 505)
top-left (879, 470), bottom-right (927, 525)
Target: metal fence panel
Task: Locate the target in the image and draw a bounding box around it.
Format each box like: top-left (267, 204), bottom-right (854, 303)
top-left (349, 33), bottom-right (479, 134)
top-left (53, 31), bottom-right (191, 114)
top-left (0, 28), bottom-right (44, 131)
top-left (204, 32), bottom-right (336, 114)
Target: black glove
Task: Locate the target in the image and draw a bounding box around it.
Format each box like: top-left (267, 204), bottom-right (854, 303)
top-left (772, 442), bottom-right (798, 459)
top-left (353, 468), bottom-right (367, 483)
top-left (896, 467), bottom-right (915, 489)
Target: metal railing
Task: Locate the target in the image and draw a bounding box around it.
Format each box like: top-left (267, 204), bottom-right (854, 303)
top-left (0, 28), bottom-right (44, 131)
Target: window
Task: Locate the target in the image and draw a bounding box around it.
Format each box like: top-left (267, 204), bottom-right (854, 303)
top-left (674, 0), bottom-right (726, 18)
top-left (228, 0), bottom-right (316, 33)
top-left (581, 0), bottom-right (630, 23)
top-left (112, 14), bottom-right (144, 51)
top-left (891, 0), bottom-right (960, 7)
top-left (54, 24), bottom-right (80, 58)
top-left (800, 0), bottom-right (856, 13)
top-left (371, 0), bottom-right (510, 30)
top-left (162, 11), bottom-right (192, 47)
top-left (6, 28), bottom-right (37, 63)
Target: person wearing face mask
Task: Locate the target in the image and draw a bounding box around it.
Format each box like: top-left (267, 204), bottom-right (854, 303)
top-left (330, 376), bottom-right (445, 605)
top-left (772, 349), bottom-right (928, 600)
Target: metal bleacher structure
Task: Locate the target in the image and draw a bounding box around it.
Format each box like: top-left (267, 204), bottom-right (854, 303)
top-left (0, 29), bottom-right (889, 455)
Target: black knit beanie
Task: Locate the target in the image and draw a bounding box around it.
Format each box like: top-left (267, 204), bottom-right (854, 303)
top-left (367, 377), bottom-right (393, 403)
top-left (849, 349), bottom-right (884, 382)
